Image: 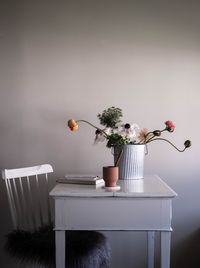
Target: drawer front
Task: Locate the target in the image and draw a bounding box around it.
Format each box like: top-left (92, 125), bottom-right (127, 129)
top-left (55, 197), bottom-right (172, 231)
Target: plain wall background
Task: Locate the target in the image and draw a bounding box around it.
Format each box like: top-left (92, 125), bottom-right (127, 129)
top-left (0, 0), bottom-right (199, 267)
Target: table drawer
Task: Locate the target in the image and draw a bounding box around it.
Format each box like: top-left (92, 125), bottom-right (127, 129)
top-left (55, 197), bottom-right (172, 231)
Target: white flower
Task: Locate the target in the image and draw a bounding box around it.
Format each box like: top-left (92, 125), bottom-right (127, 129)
top-left (138, 128), bottom-right (150, 142)
top-left (94, 129), bottom-right (106, 144)
top-left (118, 123), bottom-right (140, 141)
top-left (104, 128), bottom-right (112, 135)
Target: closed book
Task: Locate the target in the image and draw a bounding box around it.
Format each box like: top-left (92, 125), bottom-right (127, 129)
top-left (57, 175), bottom-right (104, 185)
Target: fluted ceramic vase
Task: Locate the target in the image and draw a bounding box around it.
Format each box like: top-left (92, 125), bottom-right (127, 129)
top-left (114, 144), bottom-right (145, 180)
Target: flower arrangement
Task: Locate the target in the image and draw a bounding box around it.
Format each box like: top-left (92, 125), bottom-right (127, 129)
top-left (68, 106), bottom-right (191, 152)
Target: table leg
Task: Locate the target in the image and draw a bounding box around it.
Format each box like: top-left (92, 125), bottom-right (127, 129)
top-left (161, 231), bottom-right (171, 268)
top-left (55, 230), bottom-right (65, 268)
top-left (147, 231), bottom-right (155, 268)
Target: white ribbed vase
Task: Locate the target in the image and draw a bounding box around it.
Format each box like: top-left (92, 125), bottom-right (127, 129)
top-left (114, 144), bottom-right (145, 180)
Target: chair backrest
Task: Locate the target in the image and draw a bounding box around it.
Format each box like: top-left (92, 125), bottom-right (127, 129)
top-left (2, 164), bottom-right (53, 231)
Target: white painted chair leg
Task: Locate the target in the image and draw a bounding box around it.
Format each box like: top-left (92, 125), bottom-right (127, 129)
top-left (161, 231), bottom-right (171, 268)
top-left (147, 231), bottom-right (155, 268)
top-left (56, 230), bottom-right (66, 268)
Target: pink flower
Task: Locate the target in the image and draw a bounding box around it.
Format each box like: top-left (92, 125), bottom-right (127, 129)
top-left (165, 120), bottom-right (176, 132)
top-left (138, 128), bottom-right (149, 141)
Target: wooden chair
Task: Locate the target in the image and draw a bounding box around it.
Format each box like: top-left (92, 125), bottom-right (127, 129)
top-left (2, 164), bottom-right (111, 268)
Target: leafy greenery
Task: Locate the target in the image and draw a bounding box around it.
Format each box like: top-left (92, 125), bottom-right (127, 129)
top-left (106, 133), bottom-right (130, 148)
top-left (97, 107), bottom-right (122, 128)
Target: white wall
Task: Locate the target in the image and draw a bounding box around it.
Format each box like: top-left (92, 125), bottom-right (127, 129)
top-left (0, 1), bottom-right (200, 267)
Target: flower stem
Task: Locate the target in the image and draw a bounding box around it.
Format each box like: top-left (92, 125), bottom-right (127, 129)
top-left (77, 120), bottom-right (108, 137)
top-left (114, 149), bottom-right (123, 166)
top-left (144, 132), bottom-right (153, 143)
top-left (144, 128), bottom-right (166, 143)
top-left (147, 138), bottom-right (186, 152)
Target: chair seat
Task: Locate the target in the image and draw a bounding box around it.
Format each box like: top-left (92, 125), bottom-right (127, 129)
top-left (5, 225), bottom-right (111, 268)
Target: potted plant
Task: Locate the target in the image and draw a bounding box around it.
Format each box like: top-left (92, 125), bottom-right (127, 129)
top-left (67, 107), bottom-right (191, 181)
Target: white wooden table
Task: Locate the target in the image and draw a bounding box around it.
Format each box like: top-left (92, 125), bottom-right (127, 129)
top-left (50, 175), bottom-right (177, 268)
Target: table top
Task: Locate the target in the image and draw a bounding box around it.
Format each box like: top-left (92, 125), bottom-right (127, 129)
top-left (50, 175), bottom-right (177, 198)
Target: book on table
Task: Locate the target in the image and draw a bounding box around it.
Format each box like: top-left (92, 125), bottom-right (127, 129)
top-left (57, 174), bottom-right (104, 185)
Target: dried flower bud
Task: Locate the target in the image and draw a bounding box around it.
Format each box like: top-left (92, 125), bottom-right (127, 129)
top-left (153, 130), bottom-right (161, 136)
top-left (184, 140), bottom-right (191, 148)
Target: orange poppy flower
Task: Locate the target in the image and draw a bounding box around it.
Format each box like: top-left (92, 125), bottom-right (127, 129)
top-left (68, 119), bottom-right (78, 131)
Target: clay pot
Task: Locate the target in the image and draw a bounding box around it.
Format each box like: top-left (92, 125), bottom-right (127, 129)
top-left (103, 166), bottom-right (119, 187)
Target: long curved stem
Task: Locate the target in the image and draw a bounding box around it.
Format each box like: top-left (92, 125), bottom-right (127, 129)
top-left (77, 120), bottom-right (108, 137)
top-left (147, 138), bottom-right (186, 152)
top-left (144, 128), bottom-right (166, 143)
top-left (143, 132), bottom-right (154, 143)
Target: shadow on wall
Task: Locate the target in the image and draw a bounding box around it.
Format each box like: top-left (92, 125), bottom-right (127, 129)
top-left (172, 229), bottom-right (200, 268)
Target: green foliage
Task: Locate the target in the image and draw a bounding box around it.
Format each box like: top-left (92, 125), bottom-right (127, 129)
top-left (97, 107), bottom-right (123, 128)
top-left (106, 133), bottom-right (129, 148)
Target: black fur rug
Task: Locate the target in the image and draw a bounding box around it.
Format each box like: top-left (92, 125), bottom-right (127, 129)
top-left (5, 225), bottom-right (111, 268)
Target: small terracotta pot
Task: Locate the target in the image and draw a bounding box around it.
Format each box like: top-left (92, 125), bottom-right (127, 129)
top-left (103, 166), bottom-right (119, 187)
